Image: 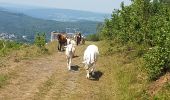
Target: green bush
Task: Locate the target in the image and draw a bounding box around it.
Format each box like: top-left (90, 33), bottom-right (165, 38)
top-left (34, 32), bottom-right (48, 53)
top-left (144, 46), bottom-right (170, 80)
top-left (0, 40), bottom-right (22, 56)
top-left (86, 34), bottom-right (100, 41)
top-left (100, 0), bottom-right (170, 80)
top-left (34, 32), bottom-right (46, 48)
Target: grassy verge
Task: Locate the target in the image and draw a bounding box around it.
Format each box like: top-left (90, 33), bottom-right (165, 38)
top-left (0, 74), bottom-right (8, 88)
top-left (0, 41), bottom-right (58, 60)
top-left (153, 82), bottom-right (170, 99)
top-left (96, 40), bottom-right (170, 99)
top-left (95, 41), bottom-right (149, 99)
top-left (0, 41), bottom-right (58, 88)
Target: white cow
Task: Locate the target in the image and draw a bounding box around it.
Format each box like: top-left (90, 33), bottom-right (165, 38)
top-left (67, 38), bottom-right (76, 46)
top-left (65, 43), bottom-right (75, 70)
top-left (70, 40), bottom-right (76, 46)
top-left (67, 38), bottom-right (76, 56)
top-left (67, 38), bottom-right (71, 45)
top-left (82, 45), bottom-right (99, 79)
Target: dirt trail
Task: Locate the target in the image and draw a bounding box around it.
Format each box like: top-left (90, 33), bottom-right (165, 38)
top-left (0, 44), bottom-right (106, 100)
top-left (147, 72), bottom-right (170, 97)
top-left (0, 52), bottom-right (65, 100)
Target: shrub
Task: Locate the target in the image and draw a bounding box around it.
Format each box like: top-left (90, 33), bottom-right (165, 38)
top-left (100, 0), bottom-right (170, 80)
top-left (34, 32), bottom-right (48, 53)
top-left (0, 40), bottom-right (22, 56)
top-left (34, 32), bottom-right (46, 48)
top-left (144, 46), bottom-right (170, 80)
top-left (86, 34), bottom-right (100, 41)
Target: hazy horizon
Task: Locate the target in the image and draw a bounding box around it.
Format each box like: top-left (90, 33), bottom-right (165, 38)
top-left (0, 0), bottom-right (131, 14)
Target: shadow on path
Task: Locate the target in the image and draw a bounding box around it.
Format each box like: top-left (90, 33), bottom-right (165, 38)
top-left (90, 71), bottom-right (103, 81)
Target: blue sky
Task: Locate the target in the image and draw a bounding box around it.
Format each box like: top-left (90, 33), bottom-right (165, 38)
top-left (0, 0), bottom-right (131, 13)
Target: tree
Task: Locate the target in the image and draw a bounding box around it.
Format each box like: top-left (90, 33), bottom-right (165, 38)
top-left (34, 32), bottom-right (46, 48)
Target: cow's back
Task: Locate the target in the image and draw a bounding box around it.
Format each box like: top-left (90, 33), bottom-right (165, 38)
top-left (83, 45), bottom-right (99, 64)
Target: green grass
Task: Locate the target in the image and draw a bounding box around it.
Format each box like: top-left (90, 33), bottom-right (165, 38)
top-left (45, 41), bottom-right (58, 54)
top-left (0, 74), bottom-right (8, 88)
top-left (96, 40), bottom-right (170, 99)
top-left (96, 41), bottom-right (149, 99)
top-left (1, 40), bottom-right (170, 99)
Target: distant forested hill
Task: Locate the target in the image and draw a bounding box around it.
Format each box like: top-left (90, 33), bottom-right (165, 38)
top-left (0, 3), bottom-right (110, 22)
top-left (18, 8), bottom-right (109, 22)
top-left (0, 9), bottom-right (101, 42)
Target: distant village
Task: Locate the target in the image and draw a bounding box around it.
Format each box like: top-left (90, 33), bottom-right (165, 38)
top-left (0, 32), bottom-right (17, 40)
top-left (0, 32), bottom-right (29, 42)
top-left (0, 30), bottom-right (85, 43)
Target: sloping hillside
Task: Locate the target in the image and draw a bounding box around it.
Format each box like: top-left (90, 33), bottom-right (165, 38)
top-left (20, 8), bottom-right (109, 22)
top-left (0, 9), bottom-right (101, 42)
top-left (0, 3), bottom-right (110, 22)
top-left (1, 40), bottom-right (170, 99)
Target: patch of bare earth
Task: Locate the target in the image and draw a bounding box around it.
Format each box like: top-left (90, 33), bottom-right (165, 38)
top-left (147, 72), bottom-right (170, 97)
top-left (0, 52), bottom-right (65, 100)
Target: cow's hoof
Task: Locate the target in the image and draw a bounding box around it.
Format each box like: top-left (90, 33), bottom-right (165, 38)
top-left (86, 76), bottom-right (89, 79)
top-left (92, 72), bottom-right (95, 76)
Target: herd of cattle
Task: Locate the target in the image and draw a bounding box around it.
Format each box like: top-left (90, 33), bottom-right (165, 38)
top-left (57, 32), bottom-right (85, 51)
top-left (56, 33), bottom-right (99, 79)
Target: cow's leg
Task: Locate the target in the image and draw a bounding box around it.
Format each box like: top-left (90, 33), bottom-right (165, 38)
top-left (67, 58), bottom-right (69, 69)
top-left (60, 44), bottom-right (62, 51)
top-left (91, 67), bottom-right (95, 76)
top-left (76, 40), bottom-right (78, 45)
top-left (58, 42), bottom-right (62, 51)
top-left (67, 57), bottom-right (71, 70)
top-left (78, 40), bottom-right (80, 45)
top-left (86, 69), bottom-right (90, 79)
top-left (91, 63), bottom-right (95, 76)
top-left (68, 57), bottom-right (72, 70)
top-left (79, 39), bottom-right (81, 44)
top-left (61, 44), bottom-right (63, 51)
top-left (58, 43), bottom-right (60, 51)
